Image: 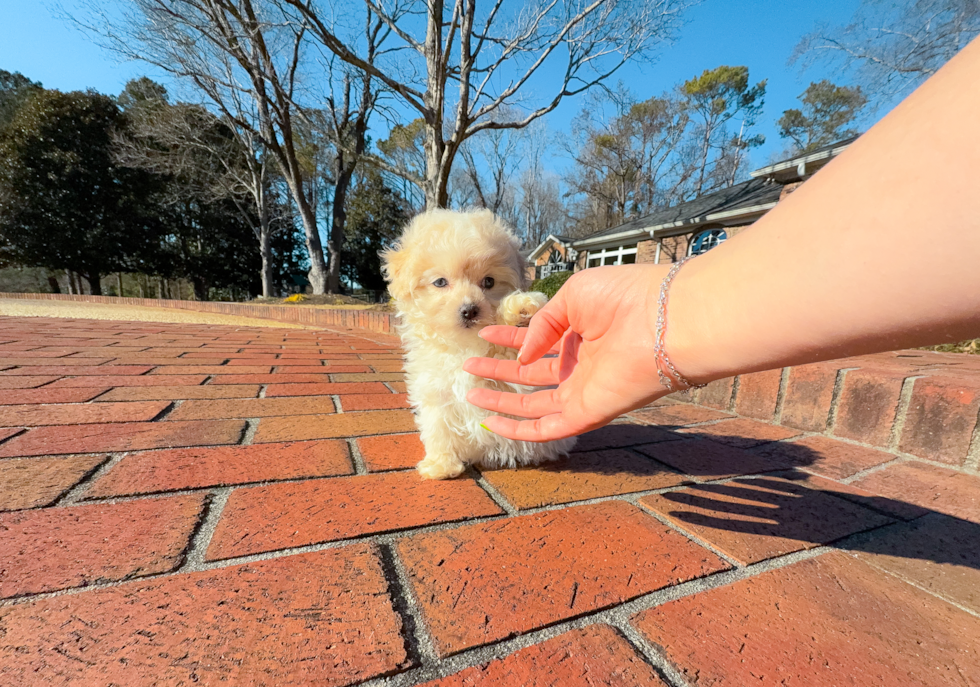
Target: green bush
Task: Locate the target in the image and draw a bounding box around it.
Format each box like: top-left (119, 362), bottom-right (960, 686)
top-left (531, 270), bottom-right (574, 299)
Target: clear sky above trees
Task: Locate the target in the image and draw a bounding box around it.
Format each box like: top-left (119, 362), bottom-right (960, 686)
top-left (6, 0), bottom-right (870, 169)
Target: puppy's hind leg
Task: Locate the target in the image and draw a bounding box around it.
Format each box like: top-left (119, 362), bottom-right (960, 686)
top-left (498, 291), bottom-right (548, 327)
top-left (415, 404), bottom-right (468, 480)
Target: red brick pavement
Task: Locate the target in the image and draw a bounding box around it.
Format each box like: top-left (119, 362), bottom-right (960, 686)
top-left (0, 315), bottom-right (978, 686)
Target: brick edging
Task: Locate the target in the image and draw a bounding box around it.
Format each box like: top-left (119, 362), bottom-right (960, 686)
top-left (0, 292), bottom-right (397, 336)
top-left (675, 353), bottom-right (980, 471)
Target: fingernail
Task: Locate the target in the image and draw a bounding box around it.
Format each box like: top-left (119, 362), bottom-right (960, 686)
top-left (480, 423), bottom-right (493, 433)
top-left (517, 344), bottom-right (526, 364)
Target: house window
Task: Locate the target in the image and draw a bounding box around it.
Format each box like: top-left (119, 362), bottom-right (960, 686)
top-left (689, 230), bottom-right (727, 256)
top-left (586, 243), bottom-right (638, 268)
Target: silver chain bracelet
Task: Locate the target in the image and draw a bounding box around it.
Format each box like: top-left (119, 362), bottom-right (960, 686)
top-left (654, 257), bottom-right (705, 392)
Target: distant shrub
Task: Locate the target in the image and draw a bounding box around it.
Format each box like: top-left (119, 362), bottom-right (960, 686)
top-left (531, 270), bottom-right (574, 299)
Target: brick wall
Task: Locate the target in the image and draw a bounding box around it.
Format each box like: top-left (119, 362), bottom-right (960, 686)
top-left (0, 293), bottom-right (397, 335)
top-left (671, 351), bottom-right (980, 471)
top-left (636, 238), bottom-right (658, 264)
top-left (657, 234), bottom-right (691, 263)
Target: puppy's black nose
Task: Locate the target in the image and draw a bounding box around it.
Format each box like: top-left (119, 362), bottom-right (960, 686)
top-left (460, 303), bottom-right (480, 321)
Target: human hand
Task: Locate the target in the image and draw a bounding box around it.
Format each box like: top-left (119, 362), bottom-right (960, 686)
top-left (464, 264), bottom-right (679, 441)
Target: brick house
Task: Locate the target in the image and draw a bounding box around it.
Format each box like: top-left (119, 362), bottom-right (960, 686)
top-left (527, 138), bottom-right (855, 281)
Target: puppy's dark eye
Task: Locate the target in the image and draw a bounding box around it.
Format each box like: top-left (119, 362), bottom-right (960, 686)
top-left (432, 278), bottom-right (448, 288)
top-left (481, 276), bottom-right (494, 289)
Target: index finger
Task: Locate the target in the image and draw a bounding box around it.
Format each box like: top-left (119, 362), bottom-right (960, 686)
top-left (478, 325), bottom-right (562, 355)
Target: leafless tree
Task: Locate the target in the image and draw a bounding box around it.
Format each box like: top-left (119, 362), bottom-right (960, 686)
top-left (114, 81), bottom-right (281, 296)
top-left (69, 0), bottom-right (346, 293)
top-left (794, 0), bottom-right (980, 104)
top-left (561, 87), bottom-right (692, 232)
top-left (281, 0), bottom-right (689, 209)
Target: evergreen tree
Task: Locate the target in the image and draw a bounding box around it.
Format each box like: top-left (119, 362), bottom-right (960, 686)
top-left (778, 80), bottom-right (867, 153)
top-left (0, 89), bottom-right (161, 293)
top-left (343, 172), bottom-right (410, 294)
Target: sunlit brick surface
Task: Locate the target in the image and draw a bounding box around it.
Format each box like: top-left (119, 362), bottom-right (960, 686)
top-left (0, 314), bottom-right (977, 686)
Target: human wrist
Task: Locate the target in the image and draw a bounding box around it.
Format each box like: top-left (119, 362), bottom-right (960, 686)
top-left (657, 253), bottom-right (729, 386)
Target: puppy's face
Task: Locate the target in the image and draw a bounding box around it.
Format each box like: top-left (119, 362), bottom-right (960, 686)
top-left (383, 210), bottom-right (526, 344)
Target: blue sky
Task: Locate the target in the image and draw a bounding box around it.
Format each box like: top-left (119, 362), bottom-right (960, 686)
top-left (3, 1), bottom-right (878, 170)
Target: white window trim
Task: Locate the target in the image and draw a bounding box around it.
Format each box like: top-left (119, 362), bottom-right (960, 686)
top-left (586, 244), bottom-right (638, 267)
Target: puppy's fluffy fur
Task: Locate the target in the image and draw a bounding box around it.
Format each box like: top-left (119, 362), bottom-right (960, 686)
top-left (382, 209), bottom-right (575, 480)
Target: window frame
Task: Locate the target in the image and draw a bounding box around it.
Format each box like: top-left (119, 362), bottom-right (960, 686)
top-left (688, 229), bottom-right (728, 256)
top-left (585, 243), bottom-right (638, 268)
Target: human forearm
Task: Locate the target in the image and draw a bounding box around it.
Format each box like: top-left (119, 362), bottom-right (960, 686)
top-left (669, 36), bottom-right (980, 384)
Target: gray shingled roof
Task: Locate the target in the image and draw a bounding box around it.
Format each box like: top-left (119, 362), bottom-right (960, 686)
top-left (766, 135), bottom-right (859, 170)
top-left (585, 176), bottom-right (782, 241)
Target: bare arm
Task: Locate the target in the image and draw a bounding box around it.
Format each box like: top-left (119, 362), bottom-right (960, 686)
top-left (670, 34), bottom-right (980, 382)
top-left (465, 36), bottom-right (980, 442)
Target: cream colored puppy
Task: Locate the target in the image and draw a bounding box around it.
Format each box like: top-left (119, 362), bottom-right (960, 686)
top-left (382, 209), bottom-right (575, 479)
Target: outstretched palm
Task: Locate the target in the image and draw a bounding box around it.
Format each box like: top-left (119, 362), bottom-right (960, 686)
top-left (464, 264), bottom-right (677, 442)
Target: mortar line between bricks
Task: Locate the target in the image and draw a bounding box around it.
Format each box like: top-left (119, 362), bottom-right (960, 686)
top-left (963, 404), bottom-right (980, 472)
top-left (622, 493), bottom-right (742, 569)
top-left (181, 488), bottom-right (231, 571)
top-left (887, 375), bottom-right (923, 450)
top-left (239, 418), bottom-right (259, 445)
top-left (382, 381), bottom-right (398, 394)
top-left (258, 384), bottom-right (267, 398)
top-left (361, 546), bottom-right (836, 687)
top-left (843, 549), bottom-right (980, 619)
top-left (151, 399), bottom-right (182, 421)
top-left (727, 374), bottom-right (740, 412)
top-left (471, 470), bottom-right (518, 515)
top-left (609, 619), bottom-right (692, 687)
top-left (826, 367), bottom-right (858, 433)
top-left (347, 437), bottom-right (368, 475)
top-left (772, 367), bottom-right (791, 424)
top-left (53, 452), bottom-right (127, 506)
top-left (0, 427), bottom-right (26, 445)
top-left (840, 455), bottom-right (911, 484)
top-left (332, 394), bottom-right (344, 413)
top-left (378, 542), bottom-right (440, 667)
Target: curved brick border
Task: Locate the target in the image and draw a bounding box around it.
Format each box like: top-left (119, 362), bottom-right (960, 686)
top-left (0, 292), bottom-right (396, 335)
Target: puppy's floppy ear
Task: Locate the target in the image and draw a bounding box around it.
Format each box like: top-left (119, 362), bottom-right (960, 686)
top-left (381, 243), bottom-right (414, 303)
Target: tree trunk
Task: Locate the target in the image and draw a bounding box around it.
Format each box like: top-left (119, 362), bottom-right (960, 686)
top-left (65, 270), bottom-right (74, 295)
top-left (293, 188), bottom-right (328, 294)
top-left (87, 271), bottom-right (102, 296)
top-left (47, 276), bottom-right (61, 294)
top-left (192, 276), bottom-right (208, 301)
top-left (328, 159), bottom-right (354, 294)
top-left (158, 278), bottom-right (164, 299)
top-left (117, 273), bottom-right (124, 297)
top-left (259, 223), bottom-right (274, 299)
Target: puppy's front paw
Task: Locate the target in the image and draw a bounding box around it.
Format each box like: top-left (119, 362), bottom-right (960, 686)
top-left (417, 454), bottom-right (466, 480)
top-left (498, 291), bottom-right (548, 327)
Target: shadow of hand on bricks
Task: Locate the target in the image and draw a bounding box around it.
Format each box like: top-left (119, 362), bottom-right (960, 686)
top-left (646, 471), bottom-right (980, 580)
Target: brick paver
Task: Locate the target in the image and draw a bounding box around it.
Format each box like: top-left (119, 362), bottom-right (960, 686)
top-left (0, 455), bottom-right (105, 510)
top-left (632, 553), bottom-right (980, 687)
top-left (639, 476), bottom-right (893, 564)
top-left (86, 440), bottom-right (354, 496)
top-left (1, 314), bottom-right (977, 686)
top-left (207, 471), bottom-right (502, 560)
top-left (419, 625), bottom-right (669, 686)
top-left (357, 432), bottom-right (425, 471)
top-left (481, 449), bottom-right (688, 508)
top-left (398, 501), bottom-right (728, 656)
top-left (0, 546), bottom-right (411, 686)
top-left (0, 494), bottom-right (205, 597)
